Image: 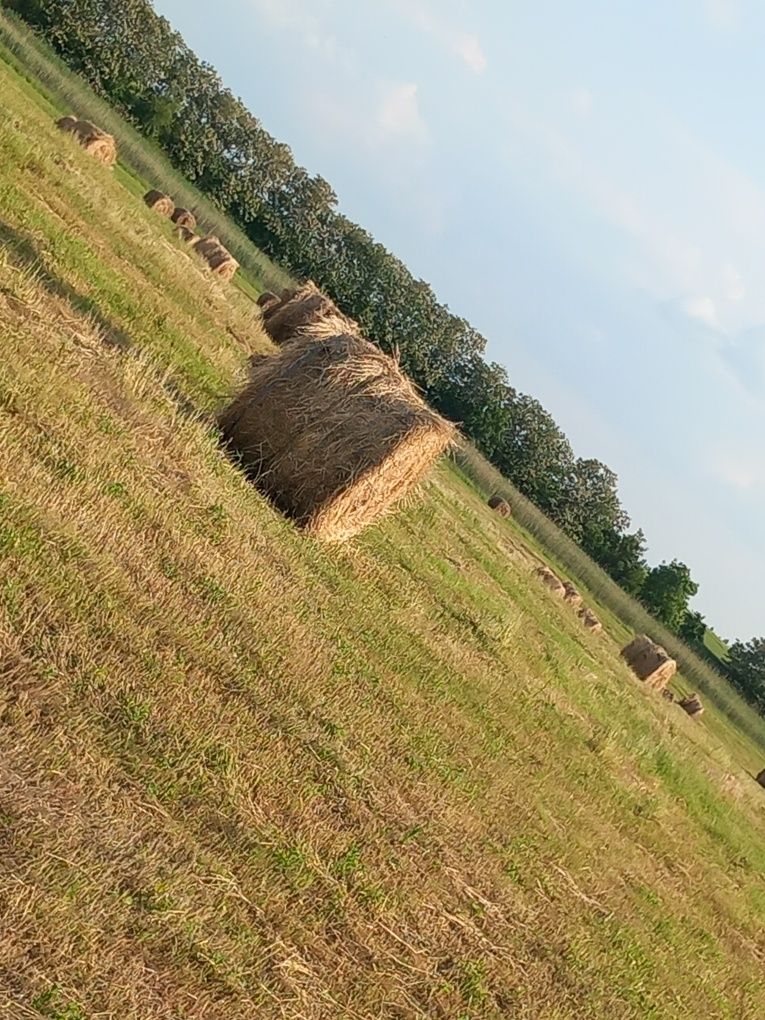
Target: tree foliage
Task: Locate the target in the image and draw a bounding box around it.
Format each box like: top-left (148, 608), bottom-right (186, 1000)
top-left (725, 638), bottom-right (765, 711)
top-left (640, 560), bottom-right (699, 632)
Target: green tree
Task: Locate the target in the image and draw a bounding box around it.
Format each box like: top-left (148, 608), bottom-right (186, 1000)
top-left (679, 609), bottom-right (706, 645)
top-left (725, 637), bottom-right (765, 711)
top-left (640, 560), bottom-right (699, 631)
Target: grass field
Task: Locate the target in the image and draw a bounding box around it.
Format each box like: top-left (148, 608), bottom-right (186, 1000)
top-left (3, 38), bottom-right (765, 1020)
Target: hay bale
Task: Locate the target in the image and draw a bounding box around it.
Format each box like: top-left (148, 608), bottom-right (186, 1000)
top-left (262, 280), bottom-right (359, 346)
top-left (536, 566), bottom-right (565, 597)
top-left (56, 115), bottom-right (77, 133)
top-left (562, 581), bottom-right (583, 608)
top-left (177, 226), bottom-right (199, 246)
top-left (144, 190), bottom-right (174, 217)
top-left (621, 635), bottom-right (677, 691)
top-left (257, 291), bottom-right (281, 316)
top-left (208, 250), bottom-right (239, 281)
top-left (171, 207), bottom-right (196, 229)
top-left (661, 688), bottom-right (676, 702)
top-left (679, 694), bottom-right (704, 718)
top-left (218, 332), bottom-right (455, 542)
top-left (194, 235), bottom-right (222, 259)
top-left (83, 133), bottom-right (116, 166)
top-left (488, 494), bottom-right (511, 517)
top-left (578, 606), bottom-right (602, 634)
top-left (756, 769), bottom-right (765, 789)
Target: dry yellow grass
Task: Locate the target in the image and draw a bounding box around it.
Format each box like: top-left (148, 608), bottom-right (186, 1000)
top-left (2, 48), bottom-right (765, 1020)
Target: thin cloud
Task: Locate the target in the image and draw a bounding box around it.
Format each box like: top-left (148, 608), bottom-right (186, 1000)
top-left (375, 82), bottom-right (429, 146)
top-left (385, 0), bottom-right (488, 73)
top-left (703, 0), bottom-right (741, 29)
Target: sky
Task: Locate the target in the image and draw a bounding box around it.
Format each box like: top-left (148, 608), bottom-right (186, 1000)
top-left (154, 0), bottom-right (765, 638)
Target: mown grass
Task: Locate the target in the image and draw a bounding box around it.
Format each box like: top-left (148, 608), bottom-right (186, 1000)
top-left (2, 43), bottom-right (765, 1020)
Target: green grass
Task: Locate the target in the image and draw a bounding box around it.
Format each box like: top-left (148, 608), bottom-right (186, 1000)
top-left (705, 627), bottom-right (730, 663)
top-left (3, 39), bottom-right (765, 1020)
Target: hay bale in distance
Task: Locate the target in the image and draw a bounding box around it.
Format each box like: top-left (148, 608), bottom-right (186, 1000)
top-left (578, 606), bottom-right (602, 634)
top-left (144, 190), bottom-right (174, 217)
top-left (57, 116), bottom-right (117, 166)
top-left (262, 280), bottom-right (359, 346)
top-left (208, 249), bottom-right (239, 281)
top-left (536, 566), bottom-right (566, 597)
top-left (171, 207), bottom-right (196, 230)
top-left (756, 769), bottom-right (765, 789)
top-left (679, 694), bottom-right (704, 718)
top-left (177, 226), bottom-right (199, 246)
top-left (621, 635), bottom-right (677, 691)
top-left (661, 688), bottom-right (676, 702)
top-left (218, 332), bottom-right (455, 542)
top-left (257, 291), bottom-right (281, 316)
top-left (562, 581), bottom-right (583, 608)
top-left (488, 494), bottom-right (511, 518)
top-left (193, 235), bottom-right (222, 259)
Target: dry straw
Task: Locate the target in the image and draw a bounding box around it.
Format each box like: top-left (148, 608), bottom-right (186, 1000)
top-left (262, 280), bottom-right (359, 346)
top-left (144, 189), bottom-right (174, 216)
top-left (219, 332), bottom-right (454, 541)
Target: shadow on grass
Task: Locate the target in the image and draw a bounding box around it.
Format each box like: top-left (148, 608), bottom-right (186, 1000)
top-left (0, 218), bottom-right (132, 350)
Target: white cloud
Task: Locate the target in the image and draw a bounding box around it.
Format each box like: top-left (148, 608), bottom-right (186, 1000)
top-left (708, 444), bottom-right (764, 491)
top-left (385, 0), bottom-right (488, 73)
top-left (375, 82), bottom-right (429, 145)
top-left (570, 87), bottom-right (593, 118)
top-left (704, 0), bottom-right (741, 29)
top-left (685, 295), bottom-right (719, 329)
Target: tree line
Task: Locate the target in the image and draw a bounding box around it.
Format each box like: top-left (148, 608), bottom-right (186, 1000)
top-left (8, 0), bottom-right (763, 707)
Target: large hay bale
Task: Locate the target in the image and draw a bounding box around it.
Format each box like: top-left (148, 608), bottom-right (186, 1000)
top-left (562, 581), bottom-right (583, 608)
top-left (488, 494), bottom-right (511, 518)
top-left (262, 280), bottom-right (359, 346)
top-left (144, 190), bottom-right (174, 217)
top-left (536, 566), bottom-right (565, 597)
top-left (218, 333), bottom-right (455, 542)
top-left (171, 207), bottom-right (196, 229)
top-left (621, 635), bottom-right (677, 691)
top-left (679, 693), bottom-right (704, 718)
top-left (578, 606), bottom-right (602, 634)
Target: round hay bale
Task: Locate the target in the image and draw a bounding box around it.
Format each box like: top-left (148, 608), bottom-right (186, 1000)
top-left (171, 207), bottom-right (196, 230)
top-left (679, 694), bottom-right (704, 718)
top-left (218, 333), bottom-right (455, 542)
top-left (621, 635), bottom-right (677, 691)
top-left (144, 190), bottom-right (174, 217)
top-left (257, 291), bottom-right (281, 316)
top-left (83, 133), bottom-right (117, 167)
top-left (756, 769), bottom-right (765, 789)
top-left (55, 115), bottom-right (77, 133)
top-left (208, 250), bottom-right (239, 281)
top-left (562, 581), bottom-right (583, 608)
top-left (176, 226), bottom-right (199, 246)
top-left (536, 566), bottom-right (565, 597)
top-left (488, 494), bottom-right (511, 517)
top-left (578, 606), bottom-right (602, 634)
top-left (262, 280), bottom-right (360, 346)
top-left (194, 235), bottom-right (223, 259)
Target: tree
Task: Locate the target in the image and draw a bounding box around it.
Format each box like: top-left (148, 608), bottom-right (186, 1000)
top-left (679, 609), bottom-right (706, 645)
top-left (640, 560), bottom-right (699, 632)
top-left (590, 527), bottom-right (649, 596)
top-left (726, 637), bottom-right (765, 711)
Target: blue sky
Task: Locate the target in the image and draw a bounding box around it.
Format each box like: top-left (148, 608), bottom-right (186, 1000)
top-left (154, 0), bottom-right (765, 638)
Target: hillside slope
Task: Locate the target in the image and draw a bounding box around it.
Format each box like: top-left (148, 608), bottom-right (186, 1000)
top-left (2, 58), bottom-right (765, 1020)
